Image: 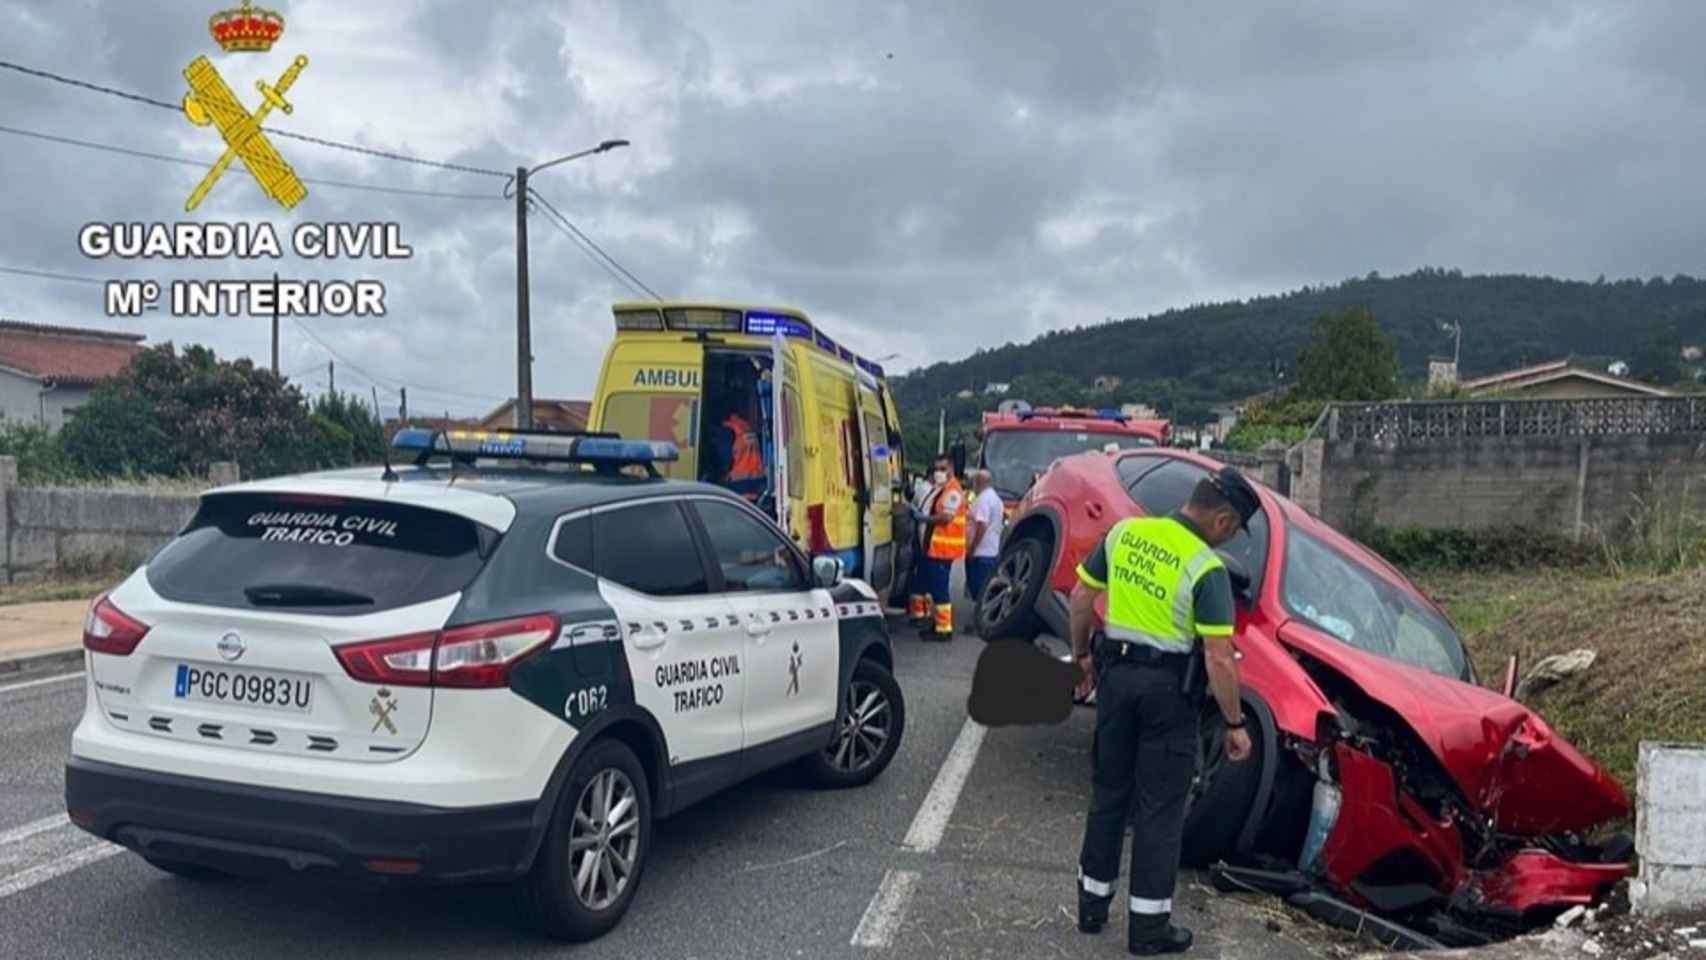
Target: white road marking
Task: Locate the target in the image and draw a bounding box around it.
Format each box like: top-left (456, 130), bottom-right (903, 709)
top-left (901, 717), bottom-right (987, 853)
top-left (852, 718), bottom-right (990, 949)
top-left (0, 671), bottom-right (85, 696)
top-left (0, 841), bottom-right (124, 900)
top-left (0, 814), bottom-right (69, 848)
top-left (849, 869), bottom-right (919, 949)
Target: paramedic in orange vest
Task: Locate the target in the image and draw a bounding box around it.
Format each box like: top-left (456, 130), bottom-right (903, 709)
top-left (907, 456), bottom-right (967, 640)
top-left (709, 386), bottom-right (766, 502)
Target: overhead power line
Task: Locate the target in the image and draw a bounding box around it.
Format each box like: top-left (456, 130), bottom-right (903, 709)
top-left (290, 318), bottom-right (507, 403)
top-left (0, 123), bottom-right (497, 201)
top-left (0, 264), bottom-right (107, 286)
top-left (0, 59), bottom-right (178, 111)
top-left (0, 57), bottom-right (510, 178)
top-left (528, 188), bottom-right (663, 301)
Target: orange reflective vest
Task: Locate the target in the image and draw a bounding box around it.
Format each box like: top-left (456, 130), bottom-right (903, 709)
top-left (926, 478), bottom-right (968, 560)
top-left (724, 414), bottom-right (764, 482)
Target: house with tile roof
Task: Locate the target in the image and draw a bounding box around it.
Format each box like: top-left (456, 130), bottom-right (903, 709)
top-left (1456, 359), bottom-right (1673, 399)
top-left (477, 397), bottom-right (592, 432)
top-left (0, 320), bottom-right (145, 429)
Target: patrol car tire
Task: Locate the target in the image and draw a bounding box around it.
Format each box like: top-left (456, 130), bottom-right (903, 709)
top-left (803, 659), bottom-right (905, 789)
top-left (1180, 710), bottom-right (1265, 867)
top-left (524, 738), bottom-right (652, 942)
top-left (976, 535), bottom-right (1047, 641)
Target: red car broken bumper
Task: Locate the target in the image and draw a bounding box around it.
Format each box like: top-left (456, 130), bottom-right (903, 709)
top-left (1316, 743), bottom-right (1628, 918)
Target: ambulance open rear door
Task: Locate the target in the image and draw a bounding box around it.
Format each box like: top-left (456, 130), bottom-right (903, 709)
top-left (852, 370), bottom-right (894, 594)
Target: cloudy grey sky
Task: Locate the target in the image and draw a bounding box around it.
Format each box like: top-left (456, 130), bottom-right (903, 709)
top-left (2, 1), bottom-right (1703, 414)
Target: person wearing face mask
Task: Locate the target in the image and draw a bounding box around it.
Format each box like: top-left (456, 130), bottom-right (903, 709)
top-left (906, 456), bottom-right (967, 640)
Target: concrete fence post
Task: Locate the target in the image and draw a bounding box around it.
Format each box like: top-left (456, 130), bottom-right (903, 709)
top-left (1256, 439), bottom-right (1288, 494)
top-left (1633, 741), bottom-right (1706, 914)
top-left (0, 455), bottom-right (15, 583)
top-left (208, 461), bottom-right (241, 487)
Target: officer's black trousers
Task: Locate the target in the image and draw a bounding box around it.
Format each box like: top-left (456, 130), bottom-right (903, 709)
top-left (1076, 657), bottom-right (1197, 929)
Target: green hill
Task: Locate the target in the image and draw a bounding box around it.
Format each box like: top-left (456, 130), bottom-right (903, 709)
top-left (891, 268), bottom-right (1706, 464)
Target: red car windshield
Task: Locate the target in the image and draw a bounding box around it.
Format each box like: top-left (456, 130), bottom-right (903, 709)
top-left (1281, 526), bottom-right (1470, 682)
top-left (982, 429), bottom-right (1156, 499)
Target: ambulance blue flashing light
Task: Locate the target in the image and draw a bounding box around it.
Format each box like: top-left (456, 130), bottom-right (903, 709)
top-left (744, 311), bottom-right (813, 339)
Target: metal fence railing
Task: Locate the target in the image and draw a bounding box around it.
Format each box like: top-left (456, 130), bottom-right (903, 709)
top-left (1325, 396), bottom-right (1706, 442)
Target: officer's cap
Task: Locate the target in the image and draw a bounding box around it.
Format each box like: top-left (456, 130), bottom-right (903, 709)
top-left (1208, 466), bottom-right (1261, 530)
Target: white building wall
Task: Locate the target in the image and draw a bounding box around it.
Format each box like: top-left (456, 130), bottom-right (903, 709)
top-left (0, 369), bottom-right (94, 430)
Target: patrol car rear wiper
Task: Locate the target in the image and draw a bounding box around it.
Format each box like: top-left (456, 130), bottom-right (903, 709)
top-left (243, 583), bottom-right (376, 607)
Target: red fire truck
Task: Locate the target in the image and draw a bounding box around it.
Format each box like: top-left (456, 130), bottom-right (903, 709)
top-left (975, 405), bottom-right (1170, 509)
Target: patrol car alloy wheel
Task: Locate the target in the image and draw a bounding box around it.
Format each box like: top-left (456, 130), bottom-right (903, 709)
top-left (525, 738), bottom-right (652, 941)
top-left (569, 768), bottom-right (640, 910)
top-left (805, 659), bottom-right (905, 788)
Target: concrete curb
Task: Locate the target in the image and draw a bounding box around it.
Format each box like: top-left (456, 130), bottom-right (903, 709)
top-left (0, 646), bottom-right (85, 679)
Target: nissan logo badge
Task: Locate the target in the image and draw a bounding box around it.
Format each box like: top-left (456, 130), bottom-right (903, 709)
top-left (217, 631), bottom-right (245, 662)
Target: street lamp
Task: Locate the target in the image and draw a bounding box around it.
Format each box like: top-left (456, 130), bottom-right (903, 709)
top-left (512, 139), bottom-right (630, 429)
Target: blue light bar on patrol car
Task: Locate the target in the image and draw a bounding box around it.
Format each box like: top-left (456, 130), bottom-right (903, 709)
top-left (390, 428), bottom-right (678, 465)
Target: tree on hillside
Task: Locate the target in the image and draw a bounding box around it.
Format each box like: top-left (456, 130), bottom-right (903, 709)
top-left (1627, 317), bottom-right (1683, 385)
top-left (1294, 307), bottom-right (1401, 401)
top-left (61, 343), bottom-right (321, 480)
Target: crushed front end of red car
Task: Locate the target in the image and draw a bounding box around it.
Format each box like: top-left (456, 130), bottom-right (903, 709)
top-left (1264, 633), bottom-right (1633, 945)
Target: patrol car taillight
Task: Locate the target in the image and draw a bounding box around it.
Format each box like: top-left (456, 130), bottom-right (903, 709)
top-left (334, 613), bottom-right (558, 689)
top-left (433, 614), bottom-right (558, 689)
top-left (82, 594), bottom-right (149, 656)
top-left (334, 631), bottom-right (436, 687)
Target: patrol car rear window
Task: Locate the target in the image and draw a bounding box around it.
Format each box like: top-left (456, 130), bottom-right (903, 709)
top-left (147, 493), bottom-right (497, 616)
top-left (552, 501), bottom-right (710, 597)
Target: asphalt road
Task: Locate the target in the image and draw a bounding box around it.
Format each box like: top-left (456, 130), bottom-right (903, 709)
top-left (0, 615), bottom-right (1340, 960)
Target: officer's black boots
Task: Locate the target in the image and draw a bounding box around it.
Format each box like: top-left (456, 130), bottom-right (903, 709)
top-left (1127, 917), bottom-right (1193, 955)
top-left (1076, 891), bottom-right (1109, 934)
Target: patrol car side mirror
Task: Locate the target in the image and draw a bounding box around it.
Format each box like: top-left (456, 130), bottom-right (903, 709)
top-left (813, 556), bottom-right (844, 588)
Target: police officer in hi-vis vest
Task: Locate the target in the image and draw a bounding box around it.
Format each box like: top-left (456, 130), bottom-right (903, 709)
top-left (907, 455), bottom-right (967, 641)
top-left (1070, 465), bottom-right (1261, 955)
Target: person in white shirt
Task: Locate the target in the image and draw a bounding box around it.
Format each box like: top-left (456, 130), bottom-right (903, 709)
top-left (964, 469), bottom-right (1005, 611)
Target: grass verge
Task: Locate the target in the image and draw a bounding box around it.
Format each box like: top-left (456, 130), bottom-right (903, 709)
top-left (1416, 566), bottom-right (1706, 794)
top-left (0, 552), bottom-right (135, 607)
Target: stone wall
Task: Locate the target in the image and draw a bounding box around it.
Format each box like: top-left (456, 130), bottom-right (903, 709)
top-left (0, 458), bottom-right (235, 582)
top-left (1288, 399), bottom-right (1706, 537)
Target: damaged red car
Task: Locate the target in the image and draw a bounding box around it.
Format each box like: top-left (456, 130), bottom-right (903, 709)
top-left (975, 447), bottom-right (1631, 946)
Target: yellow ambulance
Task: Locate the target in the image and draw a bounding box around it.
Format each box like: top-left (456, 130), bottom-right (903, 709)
top-left (588, 302), bottom-right (914, 602)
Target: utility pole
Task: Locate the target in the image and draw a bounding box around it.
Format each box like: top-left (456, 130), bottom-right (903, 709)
top-left (512, 139), bottom-right (631, 431)
top-left (399, 386), bottom-right (408, 424)
top-left (328, 360), bottom-right (335, 395)
top-left (514, 165), bottom-right (533, 429)
top-left (270, 272), bottom-right (279, 376)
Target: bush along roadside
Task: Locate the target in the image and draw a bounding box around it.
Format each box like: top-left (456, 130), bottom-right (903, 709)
top-left (1352, 524), bottom-right (1601, 572)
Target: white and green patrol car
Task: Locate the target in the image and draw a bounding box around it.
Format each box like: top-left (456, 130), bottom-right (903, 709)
top-left (65, 429), bottom-right (903, 941)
